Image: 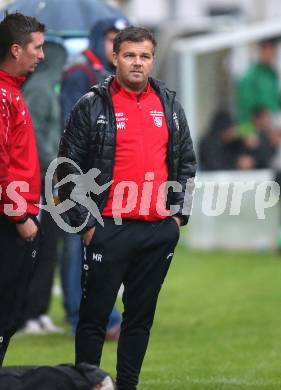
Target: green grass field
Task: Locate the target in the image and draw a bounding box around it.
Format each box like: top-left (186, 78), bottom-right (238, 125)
top-left (4, 245), bottom-right (281, 389)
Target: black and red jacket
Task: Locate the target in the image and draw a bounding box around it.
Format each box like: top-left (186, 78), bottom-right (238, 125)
top-left (0, 70), bottom-right (41, 222)
top-left (58, 76), bottom-right (197, 231)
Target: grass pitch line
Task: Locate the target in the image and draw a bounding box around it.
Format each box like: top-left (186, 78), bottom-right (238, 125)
top-left (142, 377), bottom-right (281, 387)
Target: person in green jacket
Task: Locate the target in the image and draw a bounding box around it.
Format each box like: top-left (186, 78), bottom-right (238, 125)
top-left (237, 38), bottom-right (281, 135)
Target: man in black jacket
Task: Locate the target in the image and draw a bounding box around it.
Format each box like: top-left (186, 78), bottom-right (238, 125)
top-left (60, 17), bottom-right (129, 338)
top-left (58, 27), bottom-right (196, 390)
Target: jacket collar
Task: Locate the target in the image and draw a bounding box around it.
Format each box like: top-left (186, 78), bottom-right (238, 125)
top-left (0, 69), bottom-right (26, 89)
top-left (92, 75), bottom-right (176, 100)
top-left (110, 77), bottom-right (152, 100)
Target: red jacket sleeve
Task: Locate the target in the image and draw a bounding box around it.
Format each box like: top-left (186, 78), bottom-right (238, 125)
top-left (0, 100), bottom-right (28, 222)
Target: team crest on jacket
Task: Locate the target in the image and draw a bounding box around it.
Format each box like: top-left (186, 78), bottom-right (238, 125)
top-left (150, 110), bottom-right (164, 128)
top-left (153, 116), bottom-right (162, 127)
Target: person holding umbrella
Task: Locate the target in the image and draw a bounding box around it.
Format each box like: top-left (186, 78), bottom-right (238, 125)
top-left (1, 0), bottom-right (126, 38)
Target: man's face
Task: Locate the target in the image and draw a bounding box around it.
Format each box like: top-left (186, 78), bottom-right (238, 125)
top-left (16, 32), bottom-right (44, 75)
top-left (259, 42), bottom-right (277, 66)
top-left (104, 31), bottom-right (118, 65)
top-left (113, 40), bottom-right (154, 92)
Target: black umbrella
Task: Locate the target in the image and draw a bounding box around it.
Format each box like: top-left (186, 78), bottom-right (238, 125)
top-left (0, 0), bottom-right (127, 37)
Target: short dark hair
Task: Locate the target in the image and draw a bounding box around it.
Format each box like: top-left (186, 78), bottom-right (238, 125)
top-left (252, 105), bottom-right (269, 119)
top-left (259, 37), bottom-right (279, 48)
top-left (113, 26), bottom-right (157, 54)
top-left (0, 12), bottom-right (46, 61)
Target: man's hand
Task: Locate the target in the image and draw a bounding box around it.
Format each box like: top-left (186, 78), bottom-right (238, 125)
top-left (16, 218), bottom-right (38, 241)
top-left (172, 216), bottom-right (181, 227)
top-left (83, 226), bottom-right (96, 246)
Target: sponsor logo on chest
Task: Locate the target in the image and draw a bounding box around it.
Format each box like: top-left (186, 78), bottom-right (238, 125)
top-left (115, 112), bottom-right (128, 130)
top-left (114, 110), bottom-right (165, 130)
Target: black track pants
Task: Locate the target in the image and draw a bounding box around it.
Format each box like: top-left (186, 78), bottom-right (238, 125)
top-left (75, 217), bottom-right (180, 389)
top-left (22, 207), bottom-right (60, 321)
top-left (0, 216), bottom-right (40, 366)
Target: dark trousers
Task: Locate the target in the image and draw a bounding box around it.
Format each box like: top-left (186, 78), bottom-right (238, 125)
top-left (0, 216), bottom-right (40, 366)
top-left (22, 207), bottom-right (60, 321)
top-left (75, 217), bottom-right (179, 389)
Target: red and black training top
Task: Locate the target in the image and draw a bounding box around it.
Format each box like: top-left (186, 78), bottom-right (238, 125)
top-left (102, 78), bottom-right (170, 221)
top-left (0, 70), bottom-right (41, 222)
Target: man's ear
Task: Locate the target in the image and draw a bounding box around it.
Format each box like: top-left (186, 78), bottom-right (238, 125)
top-left (10, 43), bottom-right (22, 60)
top-left (112, 52), bottom-right (118, 67)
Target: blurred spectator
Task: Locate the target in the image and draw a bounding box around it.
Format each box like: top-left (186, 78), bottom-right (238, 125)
top-left (19, 37), bottom-right (67, 334)
top-left (236, 107), bottom-right (275, 170)
top-left (199, 110), bottom-right (241, 170)
top-left (60, 17), bottom-right (129, 338)
top-left (237, 38), bottom-right (281, 135)
top-left (61, 17), bottom-right (128, 121)
top-left (24, 37), bottom-right (66, 176)
top-left (252, 106), bottom-right (281, 149)
top-left (200, 109), bottom-right (276, 171)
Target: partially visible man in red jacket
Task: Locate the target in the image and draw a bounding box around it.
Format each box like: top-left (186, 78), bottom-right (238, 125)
top-left (0, 12), bottom-right (46, 365)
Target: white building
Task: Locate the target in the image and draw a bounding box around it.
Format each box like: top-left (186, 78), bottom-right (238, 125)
top-left (124, 0), bottom-right (281, 24)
